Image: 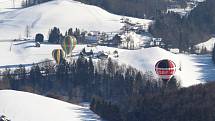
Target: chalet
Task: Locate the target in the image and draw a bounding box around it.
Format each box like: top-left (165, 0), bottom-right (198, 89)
top-left (85, 31), bottom-right (100, 44)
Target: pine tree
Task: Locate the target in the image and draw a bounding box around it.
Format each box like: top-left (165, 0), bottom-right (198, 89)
top-left (68, 28), bottom-right (73, 36)
top-left (107, 58), bottom-right (114, 76)
top-left (48, 27), bottom-right (61, 43)
top-left (212, 43), bottom-right (215, 64)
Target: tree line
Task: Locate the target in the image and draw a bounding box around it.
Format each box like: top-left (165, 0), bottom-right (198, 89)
top-left (91, 78), bottom-right (215, 121)
top-left (0, 53), bottom-right (170, 103)
top-left (21, 0), bottom-right (53, 8)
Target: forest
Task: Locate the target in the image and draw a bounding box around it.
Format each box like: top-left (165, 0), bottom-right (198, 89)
top-left (75, 0), bottom-right (189, 19)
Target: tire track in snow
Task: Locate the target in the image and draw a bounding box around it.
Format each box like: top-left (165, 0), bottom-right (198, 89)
top-left (31, 13), bottom-right (42, 28)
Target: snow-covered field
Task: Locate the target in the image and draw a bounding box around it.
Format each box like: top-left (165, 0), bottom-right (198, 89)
top-left (0, 0), bottom-right (22, 13)
top-left (1, 41), bottom-right (214, 87)
top-left (0, 90), bottom-right (101, 121)
top-left (0, 0), bottom-right (152, 40)
top-left (195, 37), bottom-right (215, 52)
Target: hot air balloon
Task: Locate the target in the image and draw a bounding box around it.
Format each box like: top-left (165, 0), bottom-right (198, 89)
top-left (155, 59), bottom-right (176, 82)
top-left (61, 36), bottom-right (77, 56)
top-left (52, 49), bottom-right (66, 64)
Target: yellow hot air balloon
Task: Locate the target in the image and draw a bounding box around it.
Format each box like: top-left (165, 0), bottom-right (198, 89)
top-left (61, 36), bottom-right (77, 56)
top-left (52, 49), bottom-right (66, 64)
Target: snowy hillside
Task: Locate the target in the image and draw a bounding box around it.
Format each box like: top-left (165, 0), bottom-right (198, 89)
top-left (1, 41), bottom-right (212, 87)
top-left (0, 0), bottom-right (22, 12)
top-left (0, 0), bottom-right (152, 40)
top-left (195, 37), bottom-right (215, 52)
top-left (0, 90), bottom-right (101, 121)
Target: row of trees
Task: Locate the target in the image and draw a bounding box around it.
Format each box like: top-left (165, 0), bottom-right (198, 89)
top-left (0, 54), bottom-right (172, 103)
top-left (91, 78), bottom-right (215, 121)
top-left (121, 82), bottom-right (215, 121)
top-left (48, 27), bottom-right (83, 44)
top-left (21, 0), bottom-right (53, 8)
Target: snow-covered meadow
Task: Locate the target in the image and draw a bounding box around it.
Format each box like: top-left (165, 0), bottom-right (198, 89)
top-left (0, 0), bottom-right (152, 40)
top-left (0, 90), bottom-right (101, 121)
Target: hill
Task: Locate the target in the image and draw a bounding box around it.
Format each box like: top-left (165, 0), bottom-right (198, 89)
top-left (0, 90), bottom-right (101, 121)
top-left (0, 0), bottom-right (22, 13)
top-left (0, 0), bottom-right (152, 40)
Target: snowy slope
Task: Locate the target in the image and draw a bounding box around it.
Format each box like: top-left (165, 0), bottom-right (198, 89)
top-left (0, 41), bottom-right (209, 87)
top-left (0, 41), bottom-right (61, 66)
top-left (0, 0), bottom-right (152, 40)
top-left (81, 46), bottom-right (203, 87)
top-left (0, 0), bottom-right (22, 12)
top-left (195, 37), bottom-right (215, 52)
top-left (0, 90), bottom-right (101, 121)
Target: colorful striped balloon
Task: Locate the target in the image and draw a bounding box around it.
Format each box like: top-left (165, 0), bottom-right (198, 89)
top-left (155, 59), bottom-right (176, 82)
top-left (52, 49), bottom-right (66, 65)
top-left (61, 36), bottom-right (77, 56)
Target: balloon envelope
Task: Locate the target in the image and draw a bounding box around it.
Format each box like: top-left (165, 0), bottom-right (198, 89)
top-left (155, 59), bottom-right (176, 81)
top-left (61, 36), bottom-right (77, 55)
top-left (52, 49), bottom-right (66, 64)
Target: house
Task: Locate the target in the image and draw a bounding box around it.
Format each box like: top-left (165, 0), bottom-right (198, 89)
top-left (169, 48), bottom-right (180, 54)
top-left (85, 35), bottom-right (98, 44)
top-left (85, 31), bottom-right (100, 44)
top-left (149, 38), bottom-right (165, 47)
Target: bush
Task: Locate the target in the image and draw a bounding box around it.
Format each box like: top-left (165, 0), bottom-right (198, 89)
top-left (35, 33), bottom-right (44, 42)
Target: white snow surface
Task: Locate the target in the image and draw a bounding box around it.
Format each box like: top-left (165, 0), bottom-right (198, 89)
top-left (1, 41), bottom-right (214, 87)
top-left (195, 37), bottom-right (215, 52)
top-left (0, 0), bottom-right (22, 12)
top-left (0, 90), bottom-right (101, 121)
top-left (0, 0), bottom-right (152, 40)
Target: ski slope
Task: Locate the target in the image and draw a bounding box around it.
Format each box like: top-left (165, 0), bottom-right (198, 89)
top-left (0, 90), bottom-right (101, 121)
top-left (1, 41), bottom-right (213, 87)
top-left (0, 0), bottom-right (152, 40)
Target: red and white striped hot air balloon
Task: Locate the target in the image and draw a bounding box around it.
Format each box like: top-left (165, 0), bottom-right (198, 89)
top-left (155, 59), bottom-right (176, 82)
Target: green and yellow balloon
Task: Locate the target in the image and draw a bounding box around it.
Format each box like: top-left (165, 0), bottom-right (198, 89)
top-left (61, 36), bottom-right (77, 56)
top-left (52, 49), bottom-right (65, 64)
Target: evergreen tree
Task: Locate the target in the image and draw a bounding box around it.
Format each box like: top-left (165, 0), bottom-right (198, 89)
top-left (68, 28), bottom-right (73, 36)
top-left (107, 58), bottom-right (114, 76)
top-left (35, 33), bottom-right (44, 42)
top-left (212, 43), bottom-right (215, 64)
top-left (48, 27), bottom-right (61, 43)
